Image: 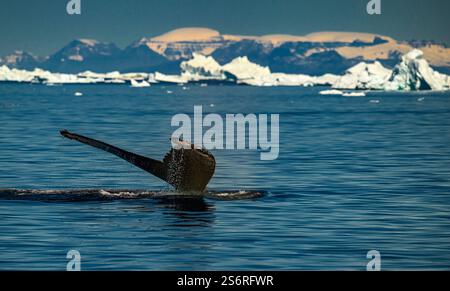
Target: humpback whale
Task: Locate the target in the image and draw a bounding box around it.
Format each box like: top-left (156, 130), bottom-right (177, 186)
top-left (60, 130), bottom-right (215, 193)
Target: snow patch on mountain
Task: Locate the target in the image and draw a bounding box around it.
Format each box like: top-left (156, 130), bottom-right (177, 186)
top-left (140, 28), bottom-right (228, 61)
top-left (305, 31), bottom-right (393, 43)
top-left (151, 28), bottom-right (221, 42)
top-left (0, 51), bottom-right (41, 70)
top-left (77, 39), bottom-right (100, 46)
top-left (3, 28), bottom-right (450, 74)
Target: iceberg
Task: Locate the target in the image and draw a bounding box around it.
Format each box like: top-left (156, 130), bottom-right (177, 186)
top-left (222, 56), bottom-right (271, 82)
top-left (180, 53), bottom-right (226, 81)
top-left (154, 72), bottom-right (189, 84)
top-left (319, 89), bottom-right (344, 95)
top-left (386, 49), bottom-right (450, 91)
top-left (178, 54), bottom-right (340, 87)
top-left (332, 49), bottom-right (450, 91)
top-left (0, 65), bottom-right (35, 82)
top-left (1, 49), bottom-right (449, 91)
top-left (130, 79), bottom-right (151, 87)
top-left (314, 74), bottom-right (341, 86)
top-left (77, 71), bottom-right (125, 84)
top-left (332, 61), bottom-right (392, 90)
top-left (236, 73), bottom-right (315, 87)
top-left (342, 92), bottom-right (366, 97)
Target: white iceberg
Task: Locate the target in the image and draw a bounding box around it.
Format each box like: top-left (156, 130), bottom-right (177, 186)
top-left (179, 54), bottom-right (339, 87)
top-left (180, 53), bottom-right (226, 81)
top-left (386, 49), bottom-right (450, 91)
top-left (314, 74), bottom-right (341, 86)
top-left (319, 89), bottom-right (344, 95)
top-left (154, 72), bottom-right (189, 84)
top-left (342, 91), bottom-right (366, 97)
top-left (333, 61), bottom-right (392, 90)
top-left (130, 79), bottom-right (150, 87)
top-left (222, 56), bottom-right (271, 82)
top-left (332, 49), bottom-right (450, 91)
top-left (77, 70), bottom-right (125, 83)
top-left (0, 65), bottom-right (35, 82)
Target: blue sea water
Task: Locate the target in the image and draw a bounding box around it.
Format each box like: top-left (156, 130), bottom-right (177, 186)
top-left (0, 83), bottom-right (450, 270)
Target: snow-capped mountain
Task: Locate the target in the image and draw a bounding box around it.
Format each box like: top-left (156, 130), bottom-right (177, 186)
top-left (137, 28), bottom-right (231, 61)
top-left (36, 38), bottom-right (169, 73)
top-left (1, 27), bottom-right (449, 75)
top-left (0, 51), bottom-right (41, 70)
top-left (41, 39), bottom-right (122, 73)
top-left (120, 40), bottom-right (169, 72)
top-left (211, 38), bottom-right (362, 75)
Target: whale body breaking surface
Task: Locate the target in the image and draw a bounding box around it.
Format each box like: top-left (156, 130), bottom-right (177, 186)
top-left (0, 189), bottom-right (266, 202)
top-left (1, 129), bottom-right (262, 200)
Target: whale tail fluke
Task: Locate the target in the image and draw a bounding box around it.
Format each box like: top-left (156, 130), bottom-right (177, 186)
top-left (60, 129), bottom-right (168, 182)
top-left (60, 130), bottom-right (215, 192)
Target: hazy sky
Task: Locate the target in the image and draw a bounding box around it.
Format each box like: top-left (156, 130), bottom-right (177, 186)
top-left (0, 0), bottom-right (449, 56)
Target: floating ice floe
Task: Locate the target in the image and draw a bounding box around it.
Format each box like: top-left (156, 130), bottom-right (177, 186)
top-left (342, 91), bottom-right (366, 97)
top-left (130, 79), bottom-right (150, 87)
top-left (74, 92), bottom-right (83, 96)
top-left (319, 89), bottom-right (344, 95)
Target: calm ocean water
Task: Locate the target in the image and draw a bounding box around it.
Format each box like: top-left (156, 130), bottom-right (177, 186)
top-left (0, 83), bottom-right (450, 270)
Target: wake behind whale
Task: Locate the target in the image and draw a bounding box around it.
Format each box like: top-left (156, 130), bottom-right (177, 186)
top-left (0, 189), bottom-right (266, 202)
